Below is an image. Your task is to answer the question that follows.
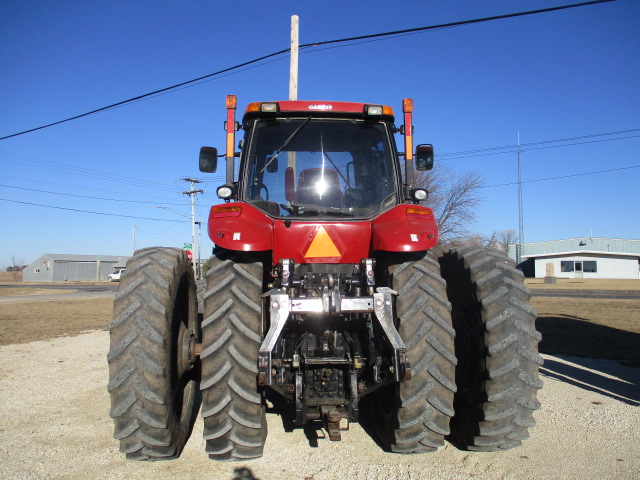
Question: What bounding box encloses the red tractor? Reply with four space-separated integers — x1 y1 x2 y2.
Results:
108 96 542 461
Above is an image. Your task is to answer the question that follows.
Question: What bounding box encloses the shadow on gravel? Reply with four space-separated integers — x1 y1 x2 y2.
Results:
536 314 640 405
536 314 640 364
265 389 385 449
265 390 325 448
540 358 639 406
356 397 387 451
232 467 261 480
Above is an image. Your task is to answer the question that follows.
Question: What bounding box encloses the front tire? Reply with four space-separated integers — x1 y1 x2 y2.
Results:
200 249 267 460
439 247 543 451
372 251 457 453
107 247 199 460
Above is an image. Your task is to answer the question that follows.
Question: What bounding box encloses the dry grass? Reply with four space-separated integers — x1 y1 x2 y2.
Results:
532 296 639 364
526 278 640 291
0 298 113 346
0 271 22 282
0 287 78 296
0 281 107 296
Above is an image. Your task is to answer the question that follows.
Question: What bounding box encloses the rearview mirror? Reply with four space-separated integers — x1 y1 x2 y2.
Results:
199 147 218 172
266 155 278 174
415 144 434 171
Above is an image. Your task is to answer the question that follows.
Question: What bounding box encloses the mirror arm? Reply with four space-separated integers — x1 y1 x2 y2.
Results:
226 156 234 184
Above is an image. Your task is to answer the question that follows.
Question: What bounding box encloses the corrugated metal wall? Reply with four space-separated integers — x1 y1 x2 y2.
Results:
23 255 54 282
52 261 118 281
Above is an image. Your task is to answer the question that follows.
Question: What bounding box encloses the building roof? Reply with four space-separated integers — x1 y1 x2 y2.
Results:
522 250 640 259
29 253 131 265
508 237 640 260
43 253 124 262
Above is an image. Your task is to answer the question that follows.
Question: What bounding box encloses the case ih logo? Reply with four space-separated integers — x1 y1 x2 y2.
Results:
308 104 333 110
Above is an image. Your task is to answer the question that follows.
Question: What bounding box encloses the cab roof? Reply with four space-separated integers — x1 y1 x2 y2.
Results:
242 100 395 121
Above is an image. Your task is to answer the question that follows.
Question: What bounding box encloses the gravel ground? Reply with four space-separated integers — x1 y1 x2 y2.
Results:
0 331 638 480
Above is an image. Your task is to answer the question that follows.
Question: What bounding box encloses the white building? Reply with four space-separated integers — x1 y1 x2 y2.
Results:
508 237 640 279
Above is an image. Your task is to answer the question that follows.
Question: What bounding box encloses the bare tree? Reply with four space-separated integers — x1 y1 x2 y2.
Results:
497 229 517 254
415 166 484 247
448 229 516 254
461 231 499 249
6 256 26 281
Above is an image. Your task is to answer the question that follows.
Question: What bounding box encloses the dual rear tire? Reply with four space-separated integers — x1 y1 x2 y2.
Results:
107 247 199 460
108 247 266 461
372 247 542 453
439 247 543 451
107 246 541 459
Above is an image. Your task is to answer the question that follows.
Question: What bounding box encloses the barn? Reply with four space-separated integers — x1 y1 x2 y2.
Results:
509 238 640 279
23 254 130 282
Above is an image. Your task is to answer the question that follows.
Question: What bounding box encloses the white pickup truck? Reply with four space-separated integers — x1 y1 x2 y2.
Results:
107 268 126 282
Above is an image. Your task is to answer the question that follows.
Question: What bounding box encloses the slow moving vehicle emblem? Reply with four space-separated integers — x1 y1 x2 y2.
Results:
304 226 341 258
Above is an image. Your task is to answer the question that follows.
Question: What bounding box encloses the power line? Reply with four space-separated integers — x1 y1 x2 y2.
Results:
0 173 191 201
0 0 616 141
306 0 615 48
481 164 640 189
0 183 189 205
0 50 289 141
438 129 640 160
0 150 178 191
136 223 186 236
0 197 189 222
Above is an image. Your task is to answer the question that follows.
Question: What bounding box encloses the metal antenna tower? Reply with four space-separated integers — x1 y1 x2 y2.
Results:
516 133 524 266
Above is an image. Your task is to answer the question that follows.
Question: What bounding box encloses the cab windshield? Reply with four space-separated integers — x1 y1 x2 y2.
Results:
242 118 398 218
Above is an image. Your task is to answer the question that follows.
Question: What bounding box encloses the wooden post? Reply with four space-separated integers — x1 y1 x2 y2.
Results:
288 15 299 178
544 262 557 284
289 15 299 101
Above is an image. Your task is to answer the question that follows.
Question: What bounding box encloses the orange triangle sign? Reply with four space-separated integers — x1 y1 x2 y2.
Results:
304 226 341 258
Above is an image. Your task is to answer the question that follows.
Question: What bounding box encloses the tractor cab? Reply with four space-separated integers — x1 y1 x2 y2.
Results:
199 97 434 221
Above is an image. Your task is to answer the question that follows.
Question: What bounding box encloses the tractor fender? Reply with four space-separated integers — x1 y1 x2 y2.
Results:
207 202 273 251
371 204 438 252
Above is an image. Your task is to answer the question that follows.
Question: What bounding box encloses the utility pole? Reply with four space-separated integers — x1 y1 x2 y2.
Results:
288 15 299 175
132 224 136 255
289 15 299 101
181 178 204 278
516 133 524 267
195 220 202 279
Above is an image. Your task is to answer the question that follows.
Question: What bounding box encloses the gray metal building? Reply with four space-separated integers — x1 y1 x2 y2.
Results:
23 254 130 282
508 237 640 279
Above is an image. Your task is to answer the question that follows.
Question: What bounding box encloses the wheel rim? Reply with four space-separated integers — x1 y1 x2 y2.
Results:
171 275 197 424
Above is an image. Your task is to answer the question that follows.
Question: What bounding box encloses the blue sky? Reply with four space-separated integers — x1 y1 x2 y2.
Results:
1 0 638 269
